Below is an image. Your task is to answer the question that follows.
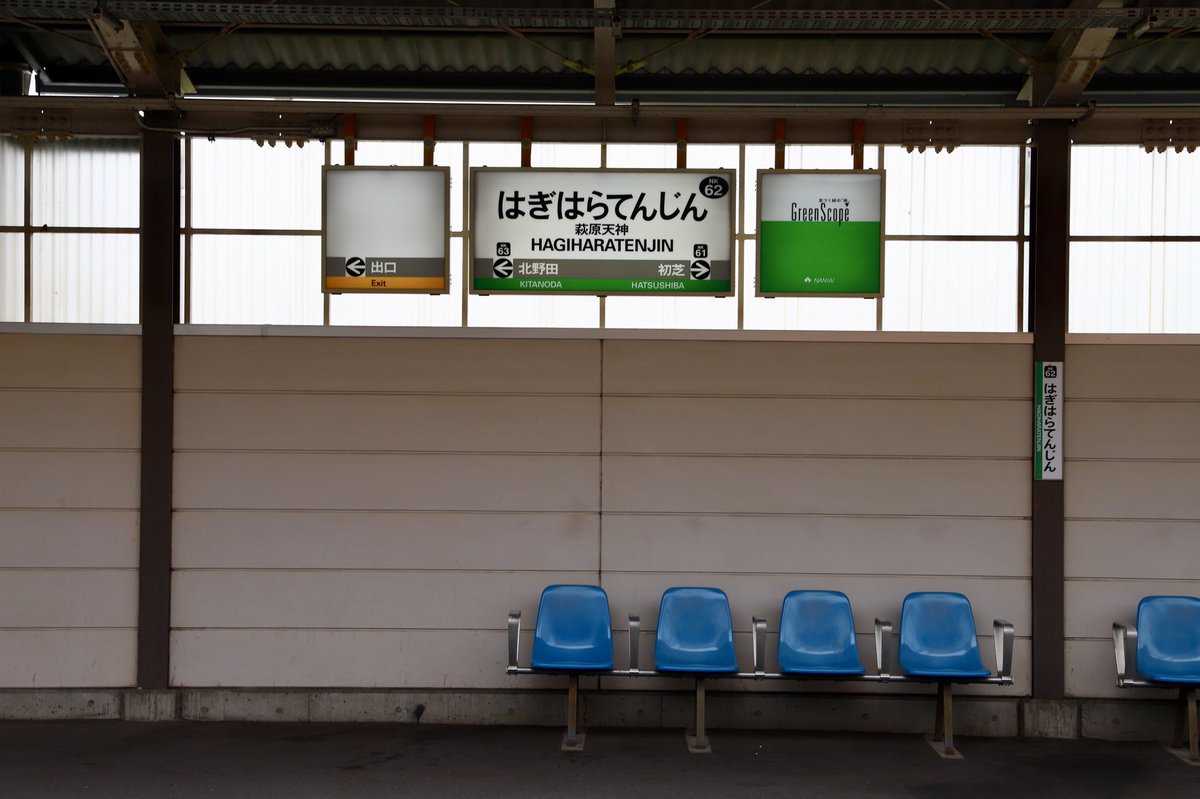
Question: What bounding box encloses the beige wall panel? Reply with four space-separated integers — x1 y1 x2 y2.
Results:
604 341 1029 398
0 630 136 688
0 511 138 568
1065 640 1167 700
0 391 140 450
603 456 1028 517
1068 401 1200 460
177 337 601 394
1068 344 1200 401
1066 461 1200 521
604 397 1028 458
172 570 597 630
0 452 139 509
176 394 599 454
602 514 1029 577
174 510 599 571
599 573 1030 638
0 570 137 628
0 335 139 390
1066 521 1200 580
171 629 544 689
175 452 599 512
1064 579 1200 640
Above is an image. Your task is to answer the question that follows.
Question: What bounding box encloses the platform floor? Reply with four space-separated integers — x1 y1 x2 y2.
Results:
1 722 1198 798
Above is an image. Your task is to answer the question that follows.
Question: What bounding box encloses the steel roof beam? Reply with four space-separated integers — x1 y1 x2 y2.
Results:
86 12 190 97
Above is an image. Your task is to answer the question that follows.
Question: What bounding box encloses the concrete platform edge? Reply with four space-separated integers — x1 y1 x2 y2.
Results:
0 690 1183 742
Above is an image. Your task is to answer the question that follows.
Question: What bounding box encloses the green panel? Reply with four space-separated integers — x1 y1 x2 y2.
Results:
473 278 731 294
759 220 881 294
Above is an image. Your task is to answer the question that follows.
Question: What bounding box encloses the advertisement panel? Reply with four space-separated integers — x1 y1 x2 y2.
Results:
471 168 734 295
757 170 884 297
323 166 450 294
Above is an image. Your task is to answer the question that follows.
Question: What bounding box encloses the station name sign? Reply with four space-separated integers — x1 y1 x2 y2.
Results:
323 166 450 294
757 170 884 297
471 168 734 295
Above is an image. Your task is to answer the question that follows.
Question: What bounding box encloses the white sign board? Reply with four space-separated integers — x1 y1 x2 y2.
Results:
323 166 450 293
1035 361 1063 480
471 168 734 295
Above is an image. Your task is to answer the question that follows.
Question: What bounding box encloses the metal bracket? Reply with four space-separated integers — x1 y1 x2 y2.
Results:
1142 119 1200 153
902 121 959 153
12 110 72 142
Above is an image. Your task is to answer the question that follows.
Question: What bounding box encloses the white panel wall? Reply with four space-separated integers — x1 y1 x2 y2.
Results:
171 335 1031 692
171 336 602 687
1065 341 1200 698
0 334 139 686
601 340 1032 695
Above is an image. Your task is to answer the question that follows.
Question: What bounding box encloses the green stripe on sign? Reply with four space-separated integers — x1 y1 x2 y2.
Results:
473 278 731 294
759 220 881 294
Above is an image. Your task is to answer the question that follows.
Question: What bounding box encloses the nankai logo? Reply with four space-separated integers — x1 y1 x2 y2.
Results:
790 197 851 225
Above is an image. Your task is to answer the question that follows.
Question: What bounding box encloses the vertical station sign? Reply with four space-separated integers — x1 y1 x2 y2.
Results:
1035 361 1064 480
323 166 450 293
757 170 884 296
471 168 734 295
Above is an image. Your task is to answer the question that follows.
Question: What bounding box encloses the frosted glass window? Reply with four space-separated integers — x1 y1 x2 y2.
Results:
1070 242 1200 334
785 144 857 170
605 144 674 169
351 141 423 166
532 143 601 168
31 139 139 228
743 145 775 235
0 135 22 227
191 139 322 230
436 142 465 232
742 240 877 331
884 146 1020 236
883 241 1017 332
687 145 738 171
1162 244 1200 333
0 233 22 321
469 142 520 168
191 235 322 325
1071 147 1200 236
30 233 139 323
329 244 463 327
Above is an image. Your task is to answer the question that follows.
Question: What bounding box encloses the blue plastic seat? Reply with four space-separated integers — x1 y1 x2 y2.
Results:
1137 595 1200 684
898 591 989 679
777 590 865 675
654 587 738 673
530 585 614 671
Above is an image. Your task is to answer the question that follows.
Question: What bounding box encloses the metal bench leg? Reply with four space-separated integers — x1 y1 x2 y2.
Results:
928 682 960 758
562 674 585 752
1182 687 1199 763
686 677 712 754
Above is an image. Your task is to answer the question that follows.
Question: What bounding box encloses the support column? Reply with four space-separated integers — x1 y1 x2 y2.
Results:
137 113 180 688
1029 119 1070 700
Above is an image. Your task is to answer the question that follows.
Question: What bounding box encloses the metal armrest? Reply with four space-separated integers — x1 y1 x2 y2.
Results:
1108 623 1128 686
752 617 767 677
507 611 522 673
874 618 893 680
993 619 1015 682
628 614 641 673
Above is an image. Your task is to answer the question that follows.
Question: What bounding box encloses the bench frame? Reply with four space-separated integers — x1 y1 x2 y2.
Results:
1113 622 1199 763
506 608 1014 756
